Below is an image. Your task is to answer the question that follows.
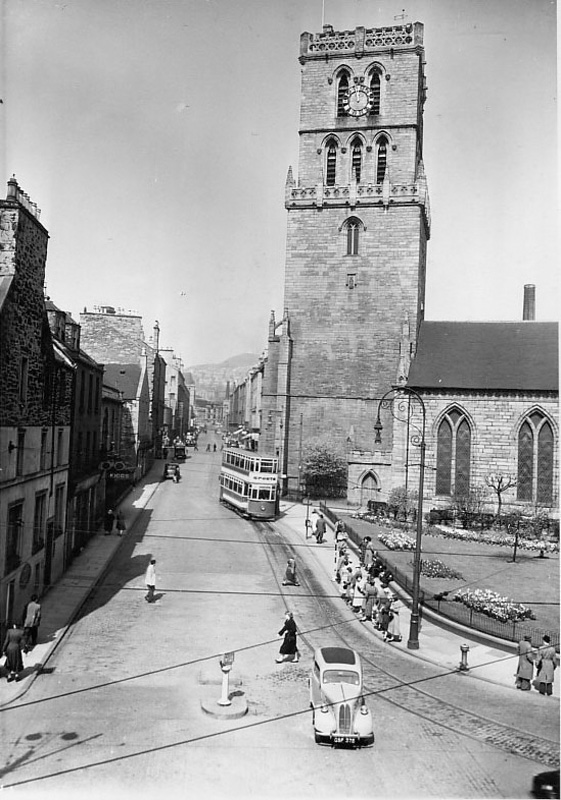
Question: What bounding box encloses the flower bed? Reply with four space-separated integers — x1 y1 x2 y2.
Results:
418 558 463 580
378 530 416 551
426 525 559 554
452 587 535 623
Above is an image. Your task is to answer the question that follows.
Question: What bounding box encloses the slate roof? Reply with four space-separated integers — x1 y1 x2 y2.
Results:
407 321 559 392
103 363 143 400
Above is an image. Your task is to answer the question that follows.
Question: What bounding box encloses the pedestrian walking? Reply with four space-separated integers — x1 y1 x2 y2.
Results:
334 546 349 583
282 558 300 586
534 635 560 696
104 508 115 535
115 511 126 536
515 634 535 691
310 510 319 541
22 594 41 650
315 513 326 544
363 539 375 570
213 443 217 452
276 611 299 663
144 559 157 603
2 622 25 682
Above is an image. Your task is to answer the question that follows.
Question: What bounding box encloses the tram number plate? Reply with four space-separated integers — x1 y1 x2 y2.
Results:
333 736 355 745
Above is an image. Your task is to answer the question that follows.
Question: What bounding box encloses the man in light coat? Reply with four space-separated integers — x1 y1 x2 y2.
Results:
145 559 157 603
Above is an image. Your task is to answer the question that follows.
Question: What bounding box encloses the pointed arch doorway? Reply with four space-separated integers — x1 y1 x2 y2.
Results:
360 471 380 508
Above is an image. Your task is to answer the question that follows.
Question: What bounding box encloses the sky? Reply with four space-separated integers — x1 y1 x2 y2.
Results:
1 0 558 366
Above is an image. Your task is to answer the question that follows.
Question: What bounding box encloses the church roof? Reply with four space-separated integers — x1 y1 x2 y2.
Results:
408 321 558 392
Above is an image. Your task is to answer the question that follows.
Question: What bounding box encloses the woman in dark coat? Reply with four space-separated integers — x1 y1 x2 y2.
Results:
276 611 299 663
3 622 25 682
282 558 299 586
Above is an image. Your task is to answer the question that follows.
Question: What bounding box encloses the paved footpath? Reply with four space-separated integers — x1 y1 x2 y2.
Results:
276 501 560 698
1 473 559 708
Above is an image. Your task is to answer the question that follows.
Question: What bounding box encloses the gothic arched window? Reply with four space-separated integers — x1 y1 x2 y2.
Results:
351 138 362 183
376 136 388 183
326 141 337 186
517 411 554 504
370 72 381 115
337 72 350 117
345 217 361 255
435 408 471 497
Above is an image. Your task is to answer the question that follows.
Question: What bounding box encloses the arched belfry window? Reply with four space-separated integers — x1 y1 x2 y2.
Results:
436 408 471 497
376 136 388 183
370 72 381 115
517 411 554 505
337 72 350 117
351 138 363 183
326 141 337 186
345 217 361 255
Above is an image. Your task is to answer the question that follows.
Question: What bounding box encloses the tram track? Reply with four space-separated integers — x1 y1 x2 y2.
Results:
255 519 560 769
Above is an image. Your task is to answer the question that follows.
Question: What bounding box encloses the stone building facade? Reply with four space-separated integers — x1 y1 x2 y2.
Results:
0 178 72 628
261 22 430 493
46 301 106 555
79 307 166 467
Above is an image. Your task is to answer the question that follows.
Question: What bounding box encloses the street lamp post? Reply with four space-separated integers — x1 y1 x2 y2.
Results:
374 387 426 650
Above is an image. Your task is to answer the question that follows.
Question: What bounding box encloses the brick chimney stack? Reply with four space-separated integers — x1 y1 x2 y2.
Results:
522 284 536 320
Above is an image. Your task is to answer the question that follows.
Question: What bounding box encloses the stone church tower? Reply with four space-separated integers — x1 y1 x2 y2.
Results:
262 21 430 495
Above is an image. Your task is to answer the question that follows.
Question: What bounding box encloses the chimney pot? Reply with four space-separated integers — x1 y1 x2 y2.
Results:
523 284 536 321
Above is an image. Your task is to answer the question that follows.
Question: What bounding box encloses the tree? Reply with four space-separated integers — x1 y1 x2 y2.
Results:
387 486 418 521
302 437 347 499
485 473 517 523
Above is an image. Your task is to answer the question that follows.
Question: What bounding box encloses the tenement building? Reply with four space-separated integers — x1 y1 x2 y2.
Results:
262 22 558 518
0 178 73 628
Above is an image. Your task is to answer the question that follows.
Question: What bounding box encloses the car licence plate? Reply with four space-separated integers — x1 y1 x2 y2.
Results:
333 736 356 745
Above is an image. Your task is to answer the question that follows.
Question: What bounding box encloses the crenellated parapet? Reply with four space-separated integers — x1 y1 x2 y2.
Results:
285 178 430 231
300 22 424 62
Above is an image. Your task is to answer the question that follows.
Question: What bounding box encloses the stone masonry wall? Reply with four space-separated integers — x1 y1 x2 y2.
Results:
79 311 145 364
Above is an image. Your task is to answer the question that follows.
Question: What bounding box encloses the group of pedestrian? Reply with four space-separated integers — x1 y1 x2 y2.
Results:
104 509 126 536
516 634 559 696
2 594 42 682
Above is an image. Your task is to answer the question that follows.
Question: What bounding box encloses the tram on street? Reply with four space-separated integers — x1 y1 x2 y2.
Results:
219 448 279 520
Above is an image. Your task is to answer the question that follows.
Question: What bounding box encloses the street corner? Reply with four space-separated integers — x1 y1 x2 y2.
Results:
200 687 248 720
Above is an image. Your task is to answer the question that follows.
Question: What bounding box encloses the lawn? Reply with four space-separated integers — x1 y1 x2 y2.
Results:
340 514 559 635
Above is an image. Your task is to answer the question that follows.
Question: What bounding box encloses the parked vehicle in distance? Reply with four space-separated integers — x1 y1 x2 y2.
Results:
162 463 181 482
173 444 187 461
309 646 374 748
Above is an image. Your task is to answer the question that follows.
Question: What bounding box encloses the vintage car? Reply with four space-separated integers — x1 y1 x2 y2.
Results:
162 463 181 481
173 444 187 461
309 646 374 747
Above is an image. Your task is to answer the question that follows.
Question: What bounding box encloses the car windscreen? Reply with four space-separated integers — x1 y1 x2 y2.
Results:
323 670 360 686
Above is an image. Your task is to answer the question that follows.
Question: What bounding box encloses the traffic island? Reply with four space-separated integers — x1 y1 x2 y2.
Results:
200 690 248 719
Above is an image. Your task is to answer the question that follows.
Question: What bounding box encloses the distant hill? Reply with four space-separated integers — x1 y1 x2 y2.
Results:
188 353 260 402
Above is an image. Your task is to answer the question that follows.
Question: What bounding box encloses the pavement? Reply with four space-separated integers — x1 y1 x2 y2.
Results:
1 464 559 708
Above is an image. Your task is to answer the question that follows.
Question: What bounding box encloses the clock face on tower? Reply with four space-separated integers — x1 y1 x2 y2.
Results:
344 85 372 117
